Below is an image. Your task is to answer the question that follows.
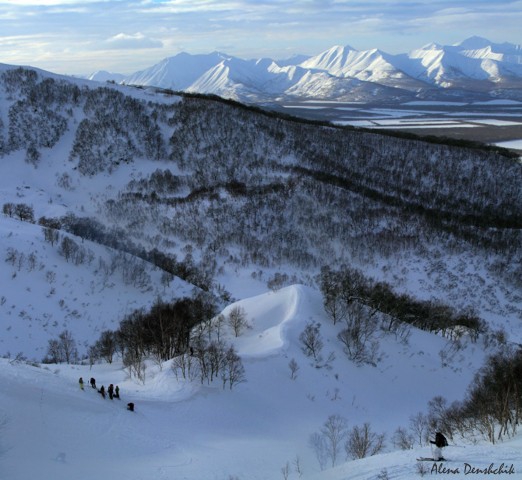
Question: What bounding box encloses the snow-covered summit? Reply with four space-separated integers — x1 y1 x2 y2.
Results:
88 70 126 83
123 51 231 91
113 37 522 101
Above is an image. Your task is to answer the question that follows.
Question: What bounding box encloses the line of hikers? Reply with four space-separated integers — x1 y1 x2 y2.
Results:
79 377 120 399
79 377 134 411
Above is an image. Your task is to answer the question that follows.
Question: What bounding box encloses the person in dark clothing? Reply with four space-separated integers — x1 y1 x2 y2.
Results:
90 377 96 389
108 384 114 400
98 385 106 399
430 432 448 460
79 377 84 390
127 402 134 412
114 385 120 399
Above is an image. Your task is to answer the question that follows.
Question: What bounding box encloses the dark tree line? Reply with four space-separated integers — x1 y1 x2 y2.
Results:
44 213 216 292
119 296 216 363
318 265 486 338
89 294 245 389
87 294 216 383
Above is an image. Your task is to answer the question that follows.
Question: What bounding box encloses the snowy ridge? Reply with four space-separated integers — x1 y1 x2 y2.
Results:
106 37 522 101
123 51 231 91
226 286 301 357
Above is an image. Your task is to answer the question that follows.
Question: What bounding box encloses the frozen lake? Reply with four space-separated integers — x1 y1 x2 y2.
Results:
266 100 522 151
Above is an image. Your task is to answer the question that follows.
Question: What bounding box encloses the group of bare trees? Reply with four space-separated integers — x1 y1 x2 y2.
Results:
430 349 522 444
389 348 522 449
457 348 522 443
85 294 246 388
169 304 247 389
310 414 385 470
171 339 245 390
2 202 35 223
319 265 486 353
43 329 78 364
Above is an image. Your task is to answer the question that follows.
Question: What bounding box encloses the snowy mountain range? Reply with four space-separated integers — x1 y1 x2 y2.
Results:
90 36 522 102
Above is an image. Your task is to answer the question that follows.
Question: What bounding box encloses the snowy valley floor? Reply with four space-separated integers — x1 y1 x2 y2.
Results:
1 285 521 480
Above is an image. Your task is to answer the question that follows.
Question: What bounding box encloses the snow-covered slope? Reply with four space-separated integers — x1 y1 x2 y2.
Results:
3 285 518 480
123 51 231 91
299 45 426 90
403 42 522 87
0 215 191 359
0 63 520 479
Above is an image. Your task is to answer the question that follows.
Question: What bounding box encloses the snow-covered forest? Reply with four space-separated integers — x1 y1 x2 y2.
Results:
0 65 521 479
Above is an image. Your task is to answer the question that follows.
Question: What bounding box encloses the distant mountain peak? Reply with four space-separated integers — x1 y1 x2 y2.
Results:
419 42 444 51
456 36 494 50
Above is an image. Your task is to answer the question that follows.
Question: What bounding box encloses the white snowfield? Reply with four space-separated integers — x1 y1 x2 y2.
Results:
1 285 520 480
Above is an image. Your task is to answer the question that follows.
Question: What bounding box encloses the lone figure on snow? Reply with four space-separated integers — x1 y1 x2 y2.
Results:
79 377 84 390
430 432 448 461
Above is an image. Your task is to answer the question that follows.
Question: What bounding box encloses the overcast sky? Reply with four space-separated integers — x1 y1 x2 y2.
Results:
0 0 520 76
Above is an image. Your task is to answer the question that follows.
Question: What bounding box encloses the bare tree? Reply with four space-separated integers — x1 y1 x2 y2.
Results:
299 322 323 363
2 202 15 217
318 266 347 325
94 330 117 364
288 358 299 380
310 414 349 469
213 314 226 341
293 455 303 478
337 302 379 366
345 422 385 459
322 414 349 467
409 412 429 447
392 426 414 450
221 345 246 390
44 329 78 364
309 432 328 470
59 236 76 262
5 247 17 265
59 330 78 364
44 339 63 363
281 461 290 480
123 349 146 384
14 203 34 222
171 353 199 381
227 306 249 337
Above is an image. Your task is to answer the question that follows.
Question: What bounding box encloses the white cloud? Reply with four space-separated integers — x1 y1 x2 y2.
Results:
104 32 163 50
0 0 105 4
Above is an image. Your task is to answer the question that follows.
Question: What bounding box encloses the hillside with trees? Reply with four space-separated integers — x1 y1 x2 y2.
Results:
0 66 521 478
